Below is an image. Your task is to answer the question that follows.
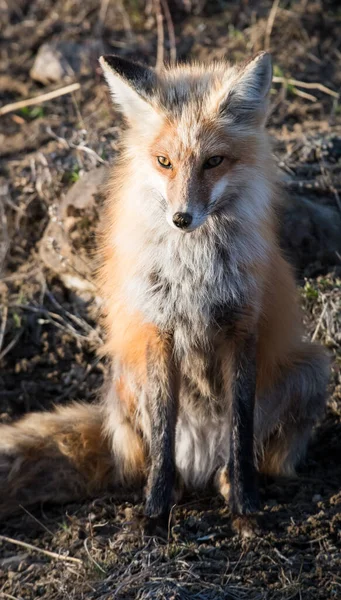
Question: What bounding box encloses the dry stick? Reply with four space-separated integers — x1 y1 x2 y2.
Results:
273 547 293 565
311 301 328 342
0 304 8 355
19 504 55 536
0 328 23 362
1 593 23 600
291 87 317 102
265 0 281 50
0 200 9 275
0 535 83 565
12 304 93 342
273 76 339 98
0 83 80 117
160 0 176 65
83 538 106 574
154 0 164 72
167 503 176 544
288 78 339 97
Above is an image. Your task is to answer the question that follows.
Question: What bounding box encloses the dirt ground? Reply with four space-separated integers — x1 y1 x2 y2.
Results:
0 1 341 598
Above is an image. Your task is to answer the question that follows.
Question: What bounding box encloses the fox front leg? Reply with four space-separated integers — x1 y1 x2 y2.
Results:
144 335 178 537
223 335 260 536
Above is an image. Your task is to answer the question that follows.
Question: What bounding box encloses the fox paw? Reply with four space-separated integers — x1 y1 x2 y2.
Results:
232 515 261 539
137 510 175 541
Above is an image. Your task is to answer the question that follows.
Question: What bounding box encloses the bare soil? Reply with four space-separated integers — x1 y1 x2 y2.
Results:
0 2 340 599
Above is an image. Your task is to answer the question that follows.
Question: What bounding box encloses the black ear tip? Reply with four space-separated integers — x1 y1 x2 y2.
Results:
254 51 272 67
98 54 153 84
252 52 273 83
99 54 120 69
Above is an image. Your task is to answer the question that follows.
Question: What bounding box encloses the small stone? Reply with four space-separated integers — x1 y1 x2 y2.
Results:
30 40 103 85
30 43 74 85
313 494 322 502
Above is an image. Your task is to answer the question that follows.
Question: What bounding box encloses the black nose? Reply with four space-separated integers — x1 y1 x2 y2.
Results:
172 212 193 229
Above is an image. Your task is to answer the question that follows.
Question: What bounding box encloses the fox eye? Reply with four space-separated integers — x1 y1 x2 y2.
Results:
157 156 172 169
203 156 224 169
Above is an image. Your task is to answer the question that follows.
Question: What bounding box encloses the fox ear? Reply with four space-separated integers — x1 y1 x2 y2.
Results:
99 55 158 125
222 52 273 125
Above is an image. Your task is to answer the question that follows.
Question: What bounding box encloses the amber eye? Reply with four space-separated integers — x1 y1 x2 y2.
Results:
203 156 224 169
157 156 172 169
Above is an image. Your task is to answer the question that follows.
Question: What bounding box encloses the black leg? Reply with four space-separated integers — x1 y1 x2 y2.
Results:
229 336 260 527
144 338 178 535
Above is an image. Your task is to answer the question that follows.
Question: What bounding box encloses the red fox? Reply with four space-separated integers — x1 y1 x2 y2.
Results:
0 52 329 536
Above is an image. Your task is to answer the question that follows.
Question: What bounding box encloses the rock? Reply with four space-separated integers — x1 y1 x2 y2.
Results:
30 40 103 85
39 166 109 294
30 43 73 85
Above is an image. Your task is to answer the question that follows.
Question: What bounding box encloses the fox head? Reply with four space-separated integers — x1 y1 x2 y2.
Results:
100 53 273 234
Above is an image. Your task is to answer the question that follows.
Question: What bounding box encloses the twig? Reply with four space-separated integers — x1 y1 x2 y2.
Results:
0 328 23 362
273 547 293 565
154 0 164 72
19 505 55 536
0 593 23 600
289 79 339 97
0 304 8 355
83 538 106 574
291 87 317 102
0 83 81 117
0 195 9 275
273 76 338 98
46 290 99 337
12 304 100 343
0 535 83 565
111 556 161 599
167 503 176 543
160 0 176 65
311 301 328 342
46 126 108 165
70 142 107 165
265 0 281 50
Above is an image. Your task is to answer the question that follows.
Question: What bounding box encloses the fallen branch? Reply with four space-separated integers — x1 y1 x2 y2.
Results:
273 76 338 98
291 87 317 102
0 535 83 565
0 83 80 117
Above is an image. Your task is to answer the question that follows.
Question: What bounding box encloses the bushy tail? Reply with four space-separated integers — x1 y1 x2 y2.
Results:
0 402 145 519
